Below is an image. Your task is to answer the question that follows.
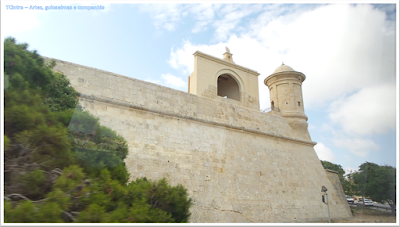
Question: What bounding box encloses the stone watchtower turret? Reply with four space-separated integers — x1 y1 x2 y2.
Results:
264 63 311 141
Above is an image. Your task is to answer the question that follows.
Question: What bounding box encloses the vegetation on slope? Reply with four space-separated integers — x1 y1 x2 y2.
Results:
320 160 396 215
3 37 192 223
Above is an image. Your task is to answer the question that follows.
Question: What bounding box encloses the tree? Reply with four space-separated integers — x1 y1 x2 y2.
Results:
343 169 360 197
320 160 352 195
4 37 192 223
320 160 345 176
352 162 396 215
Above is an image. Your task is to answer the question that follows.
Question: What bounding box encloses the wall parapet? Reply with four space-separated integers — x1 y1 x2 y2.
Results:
45 56 315 143
325 169 339 174
80 93 317 147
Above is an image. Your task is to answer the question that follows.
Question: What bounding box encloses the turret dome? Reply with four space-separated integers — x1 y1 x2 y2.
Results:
273 63 294 73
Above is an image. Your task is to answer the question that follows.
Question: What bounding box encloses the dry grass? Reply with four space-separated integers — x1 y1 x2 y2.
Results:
331 206 396 223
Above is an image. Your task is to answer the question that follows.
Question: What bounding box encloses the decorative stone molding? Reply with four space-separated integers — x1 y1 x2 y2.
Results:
194 51 260 76
264 71 306 87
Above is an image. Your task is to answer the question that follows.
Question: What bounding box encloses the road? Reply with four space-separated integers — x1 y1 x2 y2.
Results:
350 203 394 213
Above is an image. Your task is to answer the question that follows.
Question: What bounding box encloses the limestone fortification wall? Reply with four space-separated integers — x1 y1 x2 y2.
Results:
46 57 352 223
325 169 352 215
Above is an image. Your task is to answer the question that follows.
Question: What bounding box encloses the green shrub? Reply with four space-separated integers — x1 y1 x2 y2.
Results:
35 202 64 223
4 37 192 223
4 200 36 223
42 72 81 112
77 203 107 223
46 188 71 210
53 165 86 192
20 168 46 196
4 135 10 150
4 200 64 223
124 198 174 223
128 178 192 222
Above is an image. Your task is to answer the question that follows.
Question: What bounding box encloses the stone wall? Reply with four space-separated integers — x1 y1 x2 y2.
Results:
189 51 260 110
325 169 352 219
46 57 352 222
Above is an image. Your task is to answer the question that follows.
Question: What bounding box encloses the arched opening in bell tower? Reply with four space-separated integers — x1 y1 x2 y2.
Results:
217 74 240 101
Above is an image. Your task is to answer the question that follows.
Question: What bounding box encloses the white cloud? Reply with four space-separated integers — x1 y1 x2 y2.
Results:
139 4 188 31
1 4 41 39
167 4 396 111
145 73 187 90
169 40 199 74
333 138 380 157
251 4 395 108
192 21 209 33
344 167 358 176
329 84 396 135
211 4 264 41
140 3 267 39
314 143 336 162
189 4 216 33
161 73 187 89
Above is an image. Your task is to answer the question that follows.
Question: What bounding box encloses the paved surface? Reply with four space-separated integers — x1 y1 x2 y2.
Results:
350 203 394 213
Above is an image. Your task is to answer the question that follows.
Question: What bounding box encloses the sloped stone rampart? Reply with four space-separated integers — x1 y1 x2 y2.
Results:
45 57 352 222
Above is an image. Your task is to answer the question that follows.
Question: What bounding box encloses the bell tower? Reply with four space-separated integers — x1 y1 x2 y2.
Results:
264 63 311 140
188 48 260 110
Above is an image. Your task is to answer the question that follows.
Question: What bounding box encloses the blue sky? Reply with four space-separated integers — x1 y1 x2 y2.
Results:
1 1 398 176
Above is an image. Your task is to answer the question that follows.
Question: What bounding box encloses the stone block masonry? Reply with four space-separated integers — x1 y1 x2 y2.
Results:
45 57 352 223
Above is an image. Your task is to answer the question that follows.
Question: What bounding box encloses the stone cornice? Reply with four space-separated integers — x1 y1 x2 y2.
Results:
325 169 339 174
282 112 308 121
264 71 306 87
194 51 260 76
79 93 317 147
